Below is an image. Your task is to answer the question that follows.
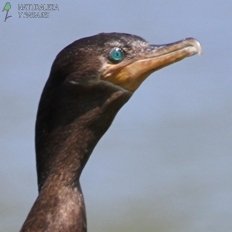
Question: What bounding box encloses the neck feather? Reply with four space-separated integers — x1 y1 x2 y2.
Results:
21 80 131 232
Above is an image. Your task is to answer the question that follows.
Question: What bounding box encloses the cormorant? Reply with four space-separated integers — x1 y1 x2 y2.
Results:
20 32 201 232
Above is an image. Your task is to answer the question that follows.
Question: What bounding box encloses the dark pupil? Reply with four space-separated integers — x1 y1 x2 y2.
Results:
109 48 124 63
114 51 120 58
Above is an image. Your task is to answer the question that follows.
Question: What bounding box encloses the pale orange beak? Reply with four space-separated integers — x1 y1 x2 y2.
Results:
101 38 202 92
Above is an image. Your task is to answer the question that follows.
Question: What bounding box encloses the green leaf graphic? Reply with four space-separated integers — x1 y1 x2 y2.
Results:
3 2 11 12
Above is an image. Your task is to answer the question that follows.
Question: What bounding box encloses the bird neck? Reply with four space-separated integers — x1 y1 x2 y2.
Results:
20 83 131 232
24 119 101 232
35 83 131 190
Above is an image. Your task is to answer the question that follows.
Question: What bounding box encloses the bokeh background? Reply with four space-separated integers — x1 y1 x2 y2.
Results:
1 1 232 231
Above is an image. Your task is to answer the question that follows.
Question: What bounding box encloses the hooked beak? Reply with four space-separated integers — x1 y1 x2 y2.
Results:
102 37 202 92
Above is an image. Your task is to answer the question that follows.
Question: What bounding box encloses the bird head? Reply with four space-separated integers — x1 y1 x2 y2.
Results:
35 32 201 189
50 32 201 94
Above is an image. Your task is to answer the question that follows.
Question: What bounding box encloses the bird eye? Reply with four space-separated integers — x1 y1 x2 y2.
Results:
109 47 125 63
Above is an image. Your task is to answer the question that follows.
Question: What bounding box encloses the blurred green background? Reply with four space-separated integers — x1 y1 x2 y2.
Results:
1 1 232 231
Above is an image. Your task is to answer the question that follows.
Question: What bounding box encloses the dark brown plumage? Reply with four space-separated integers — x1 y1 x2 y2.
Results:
20 33 201 232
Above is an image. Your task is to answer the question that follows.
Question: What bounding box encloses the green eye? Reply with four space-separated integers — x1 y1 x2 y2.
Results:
109 47 124 63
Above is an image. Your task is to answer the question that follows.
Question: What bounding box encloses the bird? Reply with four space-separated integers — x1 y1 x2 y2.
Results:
20 32 201 232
